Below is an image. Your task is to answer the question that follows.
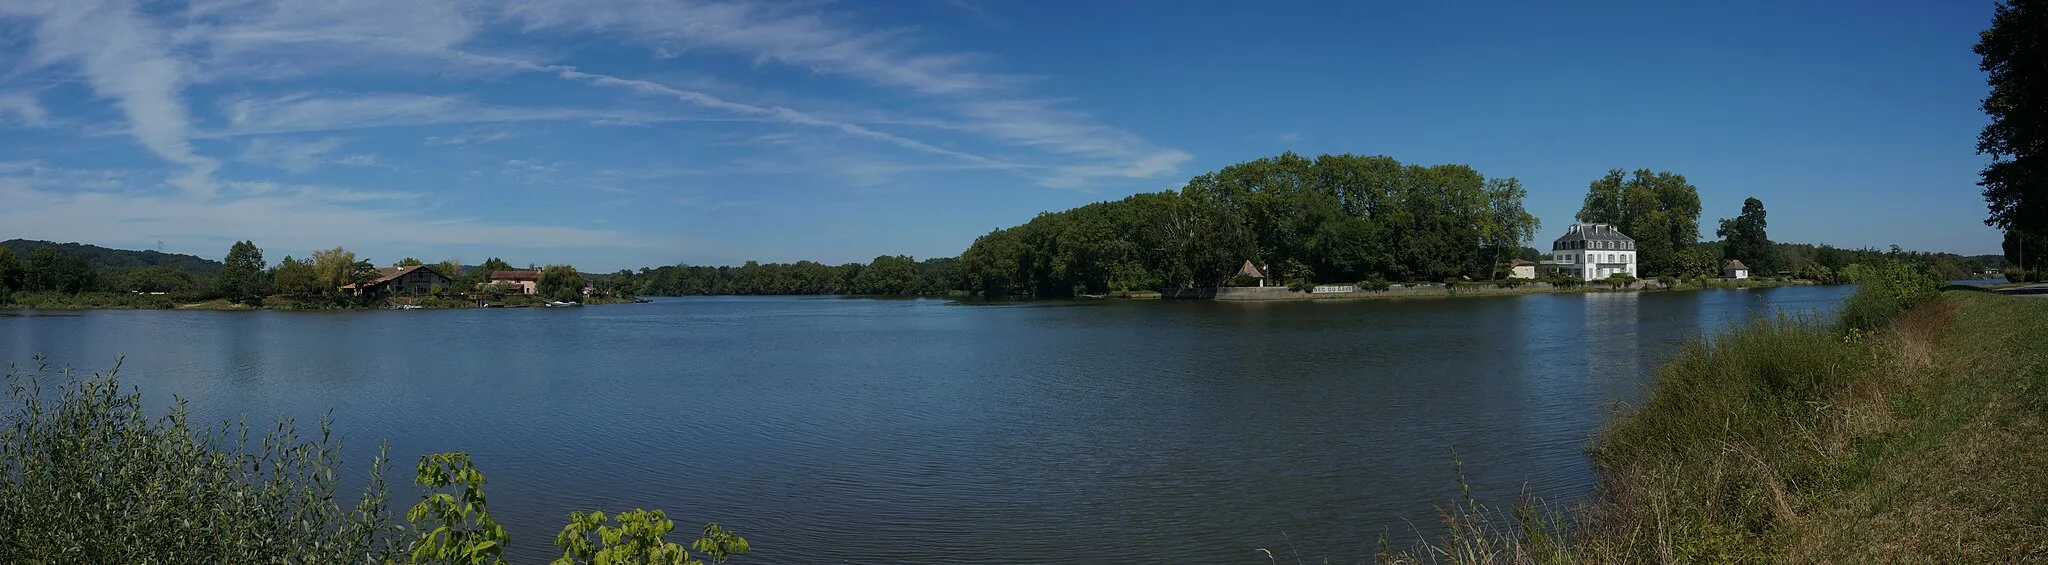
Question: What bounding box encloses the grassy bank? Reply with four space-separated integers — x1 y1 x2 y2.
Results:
1386 262 2048 562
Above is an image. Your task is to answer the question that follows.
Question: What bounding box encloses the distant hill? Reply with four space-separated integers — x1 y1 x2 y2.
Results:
0 239 222 276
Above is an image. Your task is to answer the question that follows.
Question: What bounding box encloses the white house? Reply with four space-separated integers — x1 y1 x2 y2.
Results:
1541 223 1637 281
1722 260 1750 280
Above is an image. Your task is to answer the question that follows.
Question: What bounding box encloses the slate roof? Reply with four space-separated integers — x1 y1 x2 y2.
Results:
1552 223 1634 244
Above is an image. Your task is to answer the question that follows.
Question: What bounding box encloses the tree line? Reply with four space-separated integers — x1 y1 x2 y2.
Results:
956 153 1541 297
0 241 596 307
595 256 963 297
1 150 2019 306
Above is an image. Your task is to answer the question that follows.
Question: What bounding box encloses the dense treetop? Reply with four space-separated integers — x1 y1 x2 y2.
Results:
1974 0 2047 244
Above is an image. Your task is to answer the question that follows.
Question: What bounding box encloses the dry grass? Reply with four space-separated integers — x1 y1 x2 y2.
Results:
1377 288 2048 564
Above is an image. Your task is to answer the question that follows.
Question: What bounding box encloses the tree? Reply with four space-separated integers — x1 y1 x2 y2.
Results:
850 255 920 295
1717 197 1778 273
1674 248 1720 279
218 241 267 304
2005 229 2048 269
1481 177 1541 279
1577 169 1701 276
22 247 95 294
1975 0 2048 238
395 257 423 267
271 256 323 296
112 267 197 293
0 247 20 293
311 248 361 294
538 264 585 302
430 259 464 284
0 247 15 304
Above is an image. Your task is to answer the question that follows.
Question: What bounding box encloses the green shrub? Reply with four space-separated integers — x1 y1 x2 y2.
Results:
0 359 400 563
1357 276 1391 291
1837 260 1943 333
0 360 748 564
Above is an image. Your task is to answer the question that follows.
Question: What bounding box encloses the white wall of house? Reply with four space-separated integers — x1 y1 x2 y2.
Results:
1725 268 1749 280
1548 248 1637 280
1548 224 1638 281
1511 265 1536 279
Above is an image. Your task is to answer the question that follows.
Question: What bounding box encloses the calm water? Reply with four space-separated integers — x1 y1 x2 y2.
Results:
0 287 1853 564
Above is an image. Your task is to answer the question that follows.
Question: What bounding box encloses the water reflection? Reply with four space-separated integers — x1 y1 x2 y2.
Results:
0 288 1857 564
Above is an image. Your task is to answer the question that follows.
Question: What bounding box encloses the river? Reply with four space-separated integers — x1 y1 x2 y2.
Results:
0 286 1853 564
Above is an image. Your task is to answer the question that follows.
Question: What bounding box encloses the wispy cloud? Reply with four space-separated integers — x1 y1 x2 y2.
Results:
236 136 379 173
424 129 520 146
501 0 1031 95
3 0 219 195
0 167 655 256
211 92 720 137
0 92 48 127
490 0 1182 187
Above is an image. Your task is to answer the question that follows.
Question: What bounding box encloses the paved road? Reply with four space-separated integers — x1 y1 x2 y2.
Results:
1996 283 2048 296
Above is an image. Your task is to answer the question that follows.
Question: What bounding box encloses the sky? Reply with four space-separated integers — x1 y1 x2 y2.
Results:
0 0 2009 270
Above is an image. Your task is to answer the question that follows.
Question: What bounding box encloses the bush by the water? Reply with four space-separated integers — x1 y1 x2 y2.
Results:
0 360 748 564
1836 259 1943 333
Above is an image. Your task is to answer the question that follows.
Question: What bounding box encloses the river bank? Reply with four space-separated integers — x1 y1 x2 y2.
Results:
1158 277 1811 301
0 291 641 311
1386 269 2048 562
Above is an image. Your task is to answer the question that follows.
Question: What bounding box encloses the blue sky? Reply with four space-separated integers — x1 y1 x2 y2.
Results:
0 0 2006 270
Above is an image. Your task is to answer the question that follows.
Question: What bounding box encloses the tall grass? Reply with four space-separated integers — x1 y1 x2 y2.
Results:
1375 259 1972 563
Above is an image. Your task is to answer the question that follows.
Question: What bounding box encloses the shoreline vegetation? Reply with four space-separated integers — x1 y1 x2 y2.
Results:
6 260 2037 562
0 153 2012 311
1372 261 2048 563
0 357 751 564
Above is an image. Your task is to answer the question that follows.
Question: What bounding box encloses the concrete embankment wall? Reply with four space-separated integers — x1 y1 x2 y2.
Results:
1161 281 1670 301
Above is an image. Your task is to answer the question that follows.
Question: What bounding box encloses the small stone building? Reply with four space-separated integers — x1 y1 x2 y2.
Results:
1722 260 1750 280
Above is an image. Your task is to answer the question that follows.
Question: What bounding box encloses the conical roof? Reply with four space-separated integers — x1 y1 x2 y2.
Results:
1237 260 1265 278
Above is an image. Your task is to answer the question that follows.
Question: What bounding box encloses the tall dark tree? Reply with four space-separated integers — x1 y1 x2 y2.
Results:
0 247 20 293
218 241 268 304
0 247 17 304
1717 197 1778 273
1577 169 1702 275
21 247 95 294
1975 0 2048 237
2004 229 2048 269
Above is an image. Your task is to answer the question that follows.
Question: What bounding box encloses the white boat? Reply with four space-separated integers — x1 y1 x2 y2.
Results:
545 300 581 307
